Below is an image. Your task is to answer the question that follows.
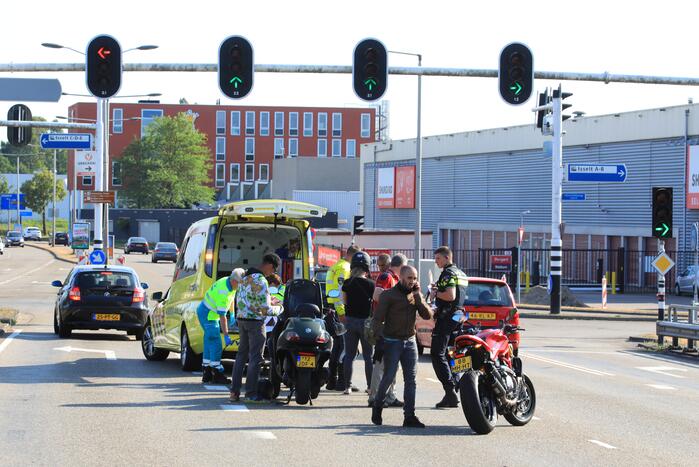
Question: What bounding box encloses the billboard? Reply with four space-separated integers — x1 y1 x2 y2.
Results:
687 145 699 209
395 165 416 209
377 167 395 209
71 223 90 250
317 246 341 267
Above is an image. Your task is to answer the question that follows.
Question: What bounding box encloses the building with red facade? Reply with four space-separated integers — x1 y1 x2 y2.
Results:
67 102 376 204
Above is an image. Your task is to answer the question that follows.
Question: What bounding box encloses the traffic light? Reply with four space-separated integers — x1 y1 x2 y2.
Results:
353 38 387 101
535 89 549 131
553 85 574 121
353 215 365 236
498 42 533 105
86 35 122 98
219 36 254 99
7 104 32 147
652 187 673 239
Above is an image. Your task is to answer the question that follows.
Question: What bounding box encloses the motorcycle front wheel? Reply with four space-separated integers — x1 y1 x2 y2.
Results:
459 370 497 435
295 368 312 405
504 373 536 426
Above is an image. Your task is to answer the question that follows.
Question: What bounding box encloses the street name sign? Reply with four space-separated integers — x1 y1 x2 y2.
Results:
567 164 627 182
562 193 586 201
40 133 92 150
0 78 62 102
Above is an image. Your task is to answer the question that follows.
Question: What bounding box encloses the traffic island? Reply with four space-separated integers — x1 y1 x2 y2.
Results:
25 242 77 264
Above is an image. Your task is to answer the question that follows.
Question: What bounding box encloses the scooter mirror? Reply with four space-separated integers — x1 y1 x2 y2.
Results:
327 289 340 299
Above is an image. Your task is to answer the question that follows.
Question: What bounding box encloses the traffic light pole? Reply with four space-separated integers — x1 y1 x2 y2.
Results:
550 88 564 315
415 54 423 269
657 239 666 344
101 97 110 263
94 98 104 250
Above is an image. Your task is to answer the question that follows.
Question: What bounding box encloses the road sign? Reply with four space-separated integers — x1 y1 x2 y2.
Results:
562 193 586 201
75 150 96 176
651 252 675 275
40 133 92 150
0 78 62 102
19 211 32 217
566 164 627 182
83 191 115 205
89 249 106 265
0 194 25 210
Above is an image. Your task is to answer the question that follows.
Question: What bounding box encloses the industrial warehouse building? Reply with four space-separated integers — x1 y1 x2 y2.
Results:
359 103 699 292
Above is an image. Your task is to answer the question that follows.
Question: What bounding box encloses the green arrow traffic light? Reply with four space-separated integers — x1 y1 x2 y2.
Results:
364 78 377 91
509 81 523 95
229 76 243 89
654 223 670 237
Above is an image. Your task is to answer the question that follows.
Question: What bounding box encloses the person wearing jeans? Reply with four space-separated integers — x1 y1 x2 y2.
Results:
371 265 433 428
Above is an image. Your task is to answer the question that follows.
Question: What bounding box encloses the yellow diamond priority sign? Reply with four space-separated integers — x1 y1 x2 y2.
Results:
651 252 675 275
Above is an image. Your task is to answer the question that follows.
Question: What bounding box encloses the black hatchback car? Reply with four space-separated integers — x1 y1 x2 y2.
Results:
52 265 149 339
54 232 70 246
151 242 179 263
124 237 149 254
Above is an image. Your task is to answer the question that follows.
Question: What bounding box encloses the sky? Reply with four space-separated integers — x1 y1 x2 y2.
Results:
1 0 699 141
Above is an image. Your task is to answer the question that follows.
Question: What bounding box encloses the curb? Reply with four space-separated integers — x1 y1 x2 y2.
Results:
519 312 656 322
520 303 656 315
25 243 77 264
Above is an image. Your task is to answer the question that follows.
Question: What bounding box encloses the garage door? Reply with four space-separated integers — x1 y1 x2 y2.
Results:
138 220 160 244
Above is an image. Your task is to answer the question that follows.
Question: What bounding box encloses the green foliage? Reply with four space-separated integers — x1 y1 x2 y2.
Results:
119 113 214 208
0 175 9 194
20 169 67 233
1 117 68 174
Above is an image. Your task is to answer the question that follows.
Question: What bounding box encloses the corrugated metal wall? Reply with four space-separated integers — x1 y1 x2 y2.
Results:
292 190 360 225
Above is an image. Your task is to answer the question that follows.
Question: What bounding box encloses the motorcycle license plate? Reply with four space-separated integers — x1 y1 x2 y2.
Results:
469 312 496 320
93 313 120 321
296 355 316 368
450 356 472 373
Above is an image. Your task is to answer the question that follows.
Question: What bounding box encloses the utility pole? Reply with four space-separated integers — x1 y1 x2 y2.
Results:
52 148 57 247
16 155 20 230
550 86 564 315
93 98 103 250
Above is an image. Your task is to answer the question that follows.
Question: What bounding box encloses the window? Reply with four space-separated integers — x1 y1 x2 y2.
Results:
230 111 241 136
332 139 342 157
216 137 226 161
260 111 270 136
246 111 255 135
303 112 313 137
141 109 163 137
346 139 356 158
274 138 284 158
178 231 206 279
259 164 269 181
274 112 284 136
230 163 240 182
361 113 371 138
215 163 225 187
317 139 327 158
82 175 93 186
112 161 122 186
332 113 342 137
112 108 123 134
245 137 255 161
288 138 298 158
216 110 226 135
245 163 254 181
318 113 327 137
289 112 299 136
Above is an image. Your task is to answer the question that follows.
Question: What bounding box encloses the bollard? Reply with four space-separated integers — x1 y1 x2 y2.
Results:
689 308 696 350
602 276 608 309
525 271 530 291
611 271 617 295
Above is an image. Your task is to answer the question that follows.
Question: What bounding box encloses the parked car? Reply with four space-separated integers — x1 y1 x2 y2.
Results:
51 265 149 339
141 199 327 370
151 242 179 263
674 265 699 295
23 227 42 241
415 276 520 355
0 237 4 255
5 231 24 247
125 237 150 254
53 232 70 246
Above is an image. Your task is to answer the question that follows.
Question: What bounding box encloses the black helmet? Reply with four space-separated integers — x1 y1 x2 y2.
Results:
350 251 371 272
295 303 320 319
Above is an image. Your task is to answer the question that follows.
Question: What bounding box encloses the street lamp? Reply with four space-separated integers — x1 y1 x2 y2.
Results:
41 42 84 55
517 210 531 304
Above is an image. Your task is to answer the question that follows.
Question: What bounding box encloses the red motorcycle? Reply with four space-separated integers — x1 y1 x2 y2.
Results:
448 316 536 435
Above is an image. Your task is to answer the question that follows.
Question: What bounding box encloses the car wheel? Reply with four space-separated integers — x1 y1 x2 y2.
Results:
180 326 201 371
675 284 681 296
57 311 71 338
142 320 169 361
53 309 59 335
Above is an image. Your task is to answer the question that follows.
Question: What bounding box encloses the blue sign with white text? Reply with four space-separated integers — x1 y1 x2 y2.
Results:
89 249 106 265
0 193 26 210
562 193 586 201
40 133 92 150
567 164 627 182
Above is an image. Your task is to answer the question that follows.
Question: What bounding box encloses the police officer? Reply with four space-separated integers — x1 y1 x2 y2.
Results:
325 244 360 390
429 246 468 408
197 268 245 384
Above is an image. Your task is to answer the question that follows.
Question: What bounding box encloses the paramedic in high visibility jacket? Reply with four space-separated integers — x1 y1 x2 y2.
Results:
266 274 285 304
324 244 360 390
196 268 245 385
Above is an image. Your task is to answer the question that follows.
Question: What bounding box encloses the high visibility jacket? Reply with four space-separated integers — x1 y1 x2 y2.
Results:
272 284 285 304
202 277 236 321
326 258 350 315
435 264 469 318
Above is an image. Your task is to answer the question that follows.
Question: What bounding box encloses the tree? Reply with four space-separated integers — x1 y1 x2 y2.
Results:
21 169 67 233
120 113 214 208
0 175 9 194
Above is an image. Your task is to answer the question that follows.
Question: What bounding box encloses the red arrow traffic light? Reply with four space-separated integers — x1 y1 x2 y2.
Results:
97 47 111 59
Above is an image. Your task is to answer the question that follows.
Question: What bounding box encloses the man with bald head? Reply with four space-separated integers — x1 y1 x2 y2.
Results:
370 265 433 428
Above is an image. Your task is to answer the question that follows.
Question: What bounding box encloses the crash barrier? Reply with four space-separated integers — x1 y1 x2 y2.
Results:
658 305 699 350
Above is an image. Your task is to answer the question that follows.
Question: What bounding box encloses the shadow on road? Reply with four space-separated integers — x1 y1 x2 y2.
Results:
191 423 474 436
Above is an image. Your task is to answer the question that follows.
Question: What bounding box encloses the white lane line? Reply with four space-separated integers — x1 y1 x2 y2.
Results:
646 384 677 391
618 350 699 369
0 330 22 355
220 404 249 412
247 431 276 440
636 366 687 379
53 346 116 360
204 385 229 391
425 378 440 384
589 440 617 450
527 350 618 355
0 259 55 286
526 354 614 376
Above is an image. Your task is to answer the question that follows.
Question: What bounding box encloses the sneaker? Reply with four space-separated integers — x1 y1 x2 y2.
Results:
403 415 426 428
229 392 240 403
388 399 404 408
435 389 459 408
371 406 383 426
211 370 231 385
350 385 360 393
343 388 351 395
201 367 213 384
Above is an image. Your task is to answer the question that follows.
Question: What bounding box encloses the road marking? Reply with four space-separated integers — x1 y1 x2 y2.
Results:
589 440 617 450
0 259 55 286
646 384 677 390
426 378 440 384
0 330 22 355
526 354 614 376
247 431 276 440
204 385 229 391
220 404 249 412
636 366 687 379
54 346 116 360
619 350 699 369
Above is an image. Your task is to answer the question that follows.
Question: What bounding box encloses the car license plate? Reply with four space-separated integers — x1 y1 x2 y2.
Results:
296 355 316 368
470 312 496 320
450 356 472 373
93 313 120 321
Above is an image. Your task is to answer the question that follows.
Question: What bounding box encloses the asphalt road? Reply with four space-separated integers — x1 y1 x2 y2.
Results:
1 245 698 466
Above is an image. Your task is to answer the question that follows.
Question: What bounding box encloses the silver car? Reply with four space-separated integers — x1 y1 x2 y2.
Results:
674 265 699 295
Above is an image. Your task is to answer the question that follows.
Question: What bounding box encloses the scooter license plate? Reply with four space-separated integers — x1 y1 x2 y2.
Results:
450 356 472 373
296 355 316 368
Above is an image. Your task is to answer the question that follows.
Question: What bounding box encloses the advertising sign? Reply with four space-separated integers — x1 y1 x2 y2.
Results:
71 223 90 250
377 167 395 209
490 254 512 272
75 150 97 177
317 246 341 267
687 145 699 209
395 165 416 209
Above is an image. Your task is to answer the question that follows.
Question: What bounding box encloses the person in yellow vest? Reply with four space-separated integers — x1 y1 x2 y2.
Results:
196 268 245 384
266 274 286 305
325 244 360 390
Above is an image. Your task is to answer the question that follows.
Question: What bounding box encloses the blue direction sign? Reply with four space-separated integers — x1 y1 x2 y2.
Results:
562 193 586 201
89 249 106 265
19 211 32 217
40 133 92 150
0 194 26 210
567 164 627 182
